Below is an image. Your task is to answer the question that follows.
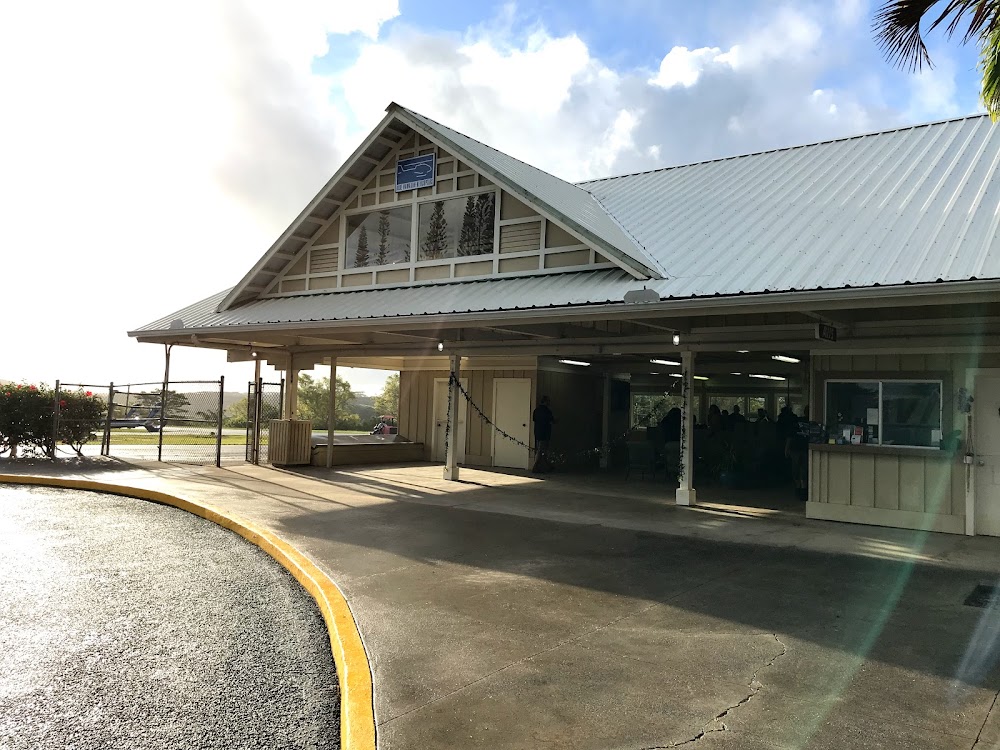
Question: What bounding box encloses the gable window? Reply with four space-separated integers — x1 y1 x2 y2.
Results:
345 206 411 269
418 192 496 261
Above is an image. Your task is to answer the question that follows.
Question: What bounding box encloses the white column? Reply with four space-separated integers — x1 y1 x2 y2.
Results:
443 353 461 480
326 356 337 469
676 350 697 506
600 374 611 469
283 353 300 418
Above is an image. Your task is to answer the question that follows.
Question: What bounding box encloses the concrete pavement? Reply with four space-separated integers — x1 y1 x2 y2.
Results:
3 459 1000 749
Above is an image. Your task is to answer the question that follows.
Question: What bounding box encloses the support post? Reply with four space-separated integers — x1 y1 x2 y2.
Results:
215 376 225 468
284 354 299 418
251 357 261 465
102 382 114 456
600 374 611 469
676 350 697 506
157 344 172 463
327 356 337 469
50 380 60 459
443 353 461 481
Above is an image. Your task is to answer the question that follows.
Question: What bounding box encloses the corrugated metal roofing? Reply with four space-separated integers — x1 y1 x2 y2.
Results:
394 105 667 278
135 115 1000 335
132 270 640 333
581 114 1000 295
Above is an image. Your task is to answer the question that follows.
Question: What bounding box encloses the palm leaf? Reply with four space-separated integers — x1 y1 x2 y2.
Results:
874 0 1000 70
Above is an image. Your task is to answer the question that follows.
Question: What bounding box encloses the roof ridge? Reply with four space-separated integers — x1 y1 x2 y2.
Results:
578 112 990 186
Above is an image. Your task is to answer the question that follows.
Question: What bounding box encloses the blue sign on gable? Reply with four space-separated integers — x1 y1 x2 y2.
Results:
395 153 436 192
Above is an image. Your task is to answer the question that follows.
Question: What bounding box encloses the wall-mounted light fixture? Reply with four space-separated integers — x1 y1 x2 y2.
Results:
437 341 444 352
672 334 681 345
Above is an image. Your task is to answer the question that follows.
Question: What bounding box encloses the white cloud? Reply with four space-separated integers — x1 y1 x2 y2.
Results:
0 1 397 386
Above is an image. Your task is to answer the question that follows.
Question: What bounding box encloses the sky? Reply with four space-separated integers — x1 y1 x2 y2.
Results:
0 0 986 395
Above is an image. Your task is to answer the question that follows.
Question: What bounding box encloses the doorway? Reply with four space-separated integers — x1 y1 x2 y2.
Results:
432 378 468 463
975 371 1000 536
493 378 531 469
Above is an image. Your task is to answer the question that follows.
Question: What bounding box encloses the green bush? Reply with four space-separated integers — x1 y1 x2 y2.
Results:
0 384 105 458
58 389 107 456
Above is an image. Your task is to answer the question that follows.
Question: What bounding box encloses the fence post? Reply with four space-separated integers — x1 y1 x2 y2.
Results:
50 380 61 459
157 344 172 462
254 377 264 465
215 376 224 468
102 383 114 456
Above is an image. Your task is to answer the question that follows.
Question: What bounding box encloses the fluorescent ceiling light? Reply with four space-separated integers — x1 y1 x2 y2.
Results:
669 373 682 378
749 374 786 381
730 372 742 376
650 359 680 366
558 359 590 367
771 355 801 364
736 350 749 353
694 375 709 381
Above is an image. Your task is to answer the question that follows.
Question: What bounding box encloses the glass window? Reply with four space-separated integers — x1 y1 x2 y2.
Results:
631 393 685 428
826 381 880 444
882 382 941 447
345 207 411 269
418 192 496 261
825 380 942 447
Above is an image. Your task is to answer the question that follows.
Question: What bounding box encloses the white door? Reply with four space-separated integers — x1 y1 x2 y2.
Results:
493 378 531 470
976 374 1000 536
432 378 467 463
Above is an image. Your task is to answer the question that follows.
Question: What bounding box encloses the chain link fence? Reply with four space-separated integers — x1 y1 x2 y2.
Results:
244 379 284 465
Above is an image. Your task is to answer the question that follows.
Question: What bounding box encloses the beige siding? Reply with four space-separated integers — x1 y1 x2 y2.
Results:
399 368 537 465
500 191 539 220
807 448 965 533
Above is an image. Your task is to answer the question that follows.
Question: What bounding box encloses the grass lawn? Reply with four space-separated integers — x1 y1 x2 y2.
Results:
103 433 251 446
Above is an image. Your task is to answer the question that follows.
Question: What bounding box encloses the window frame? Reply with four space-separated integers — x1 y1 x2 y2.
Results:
824 378 944 449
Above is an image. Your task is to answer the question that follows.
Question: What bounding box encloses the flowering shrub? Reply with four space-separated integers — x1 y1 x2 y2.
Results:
0 384 105 458
58 390 106 455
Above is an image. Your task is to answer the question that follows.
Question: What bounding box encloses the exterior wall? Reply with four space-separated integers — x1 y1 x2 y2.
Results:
806 351 1000 533
399 366 537 466
271 130 613 296
808 445 965 533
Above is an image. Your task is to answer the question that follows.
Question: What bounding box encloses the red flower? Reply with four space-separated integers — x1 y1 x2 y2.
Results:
59 400 67 408
28 385 37 391
85 391 93 397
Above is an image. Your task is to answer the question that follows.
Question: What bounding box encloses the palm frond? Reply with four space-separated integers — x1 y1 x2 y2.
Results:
874 0 1000 70
980 22 1000 118
874 0 945 71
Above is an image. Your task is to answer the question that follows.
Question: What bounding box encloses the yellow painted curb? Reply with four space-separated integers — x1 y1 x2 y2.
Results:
0 473 377 750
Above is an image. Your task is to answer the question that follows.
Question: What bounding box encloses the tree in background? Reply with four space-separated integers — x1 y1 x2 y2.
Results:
132 390 189 418
223 397 280 429
874 0 1000 116
422 201 448 259
458 197 477 256
474 193 496 254
296 374 358 429
375 212 391 265
354 224 370 267
374 373 400 417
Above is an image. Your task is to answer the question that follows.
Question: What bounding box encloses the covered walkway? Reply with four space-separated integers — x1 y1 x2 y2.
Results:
5 460 1000 748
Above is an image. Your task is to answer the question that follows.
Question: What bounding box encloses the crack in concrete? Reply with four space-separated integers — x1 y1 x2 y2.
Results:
643 634 789 750
972 689 1000 749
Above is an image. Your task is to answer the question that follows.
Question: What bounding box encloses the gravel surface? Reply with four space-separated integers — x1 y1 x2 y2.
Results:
0 485 339 750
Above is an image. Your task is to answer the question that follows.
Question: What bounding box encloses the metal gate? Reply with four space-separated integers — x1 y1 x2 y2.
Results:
246 379 283 465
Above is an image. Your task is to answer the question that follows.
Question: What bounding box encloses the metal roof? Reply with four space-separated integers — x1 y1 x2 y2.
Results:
581 114 1000 295
392 105 667 279
135 114 1000 336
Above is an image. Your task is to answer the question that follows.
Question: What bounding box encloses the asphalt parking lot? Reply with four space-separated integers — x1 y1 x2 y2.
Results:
0 484 339 750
